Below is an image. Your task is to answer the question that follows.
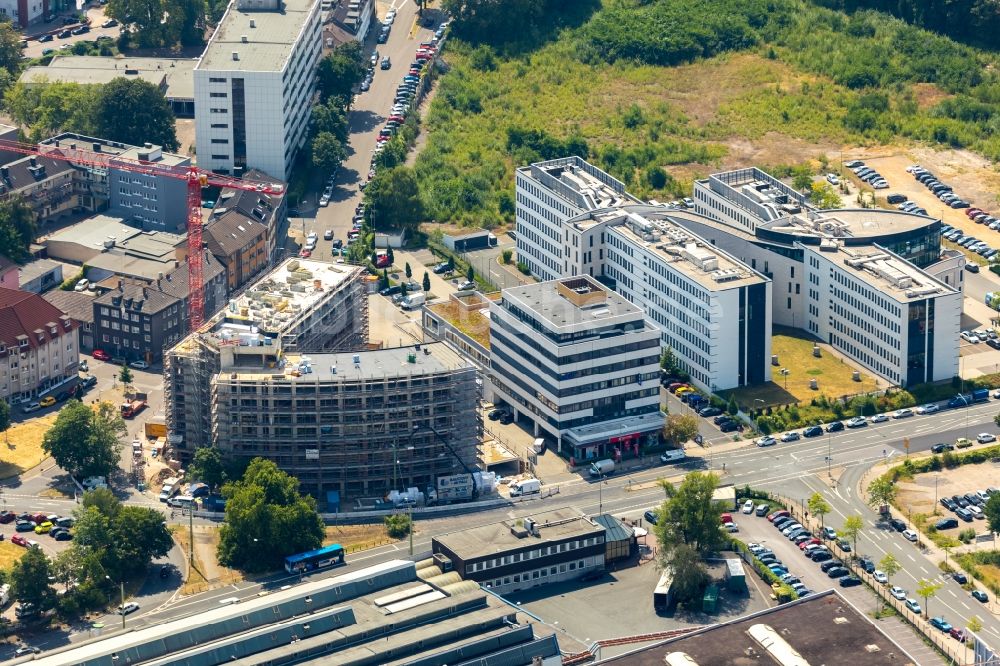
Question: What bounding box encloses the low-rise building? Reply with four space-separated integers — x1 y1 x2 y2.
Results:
42 289 96 351
17 258 62 294
0 287 79 403
0 154 76 222
489 275 663 460
329 0 375 42
432 507 607 595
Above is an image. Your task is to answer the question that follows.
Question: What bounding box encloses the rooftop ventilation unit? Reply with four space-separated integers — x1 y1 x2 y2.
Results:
711 269 742 283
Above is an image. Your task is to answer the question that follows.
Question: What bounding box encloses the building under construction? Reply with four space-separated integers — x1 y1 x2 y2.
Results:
165 258 480 502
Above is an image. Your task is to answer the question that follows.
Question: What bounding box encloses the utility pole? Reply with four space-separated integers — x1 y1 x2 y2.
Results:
189 504 194 566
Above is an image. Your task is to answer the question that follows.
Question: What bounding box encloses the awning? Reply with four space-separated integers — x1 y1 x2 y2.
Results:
563 411 665 447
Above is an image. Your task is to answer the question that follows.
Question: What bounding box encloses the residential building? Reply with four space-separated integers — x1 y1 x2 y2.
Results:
165 259 479 502
92 250 226 364
194 0 322 179
0 154 76 221
0 0 47 28
329 0 375 42
42 289 95 352
17 258 62 294
0 287 79 403
20 57 196 117
602 590 917 665
28 560 562 666
39 133 191 232
515 156 641 282
432 507 606 595
489 275 663 460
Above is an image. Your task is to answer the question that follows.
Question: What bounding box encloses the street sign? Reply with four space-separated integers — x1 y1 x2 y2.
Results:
903 437 910 450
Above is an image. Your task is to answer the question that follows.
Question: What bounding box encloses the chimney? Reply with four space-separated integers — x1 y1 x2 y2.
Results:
118 279 124 291
142 287 148 298
144 143 152 149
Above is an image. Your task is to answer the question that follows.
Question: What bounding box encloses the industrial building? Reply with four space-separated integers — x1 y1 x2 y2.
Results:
489 275 663 459
432 507 608 595
194 0 322 179
166 258 479 502
24 559 562 666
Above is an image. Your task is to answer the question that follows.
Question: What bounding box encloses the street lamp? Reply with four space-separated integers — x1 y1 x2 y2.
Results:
105 576 125 630
779 368 790 389
598 472 605 515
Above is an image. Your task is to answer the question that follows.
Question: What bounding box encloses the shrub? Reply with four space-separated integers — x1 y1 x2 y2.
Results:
384 513 412 539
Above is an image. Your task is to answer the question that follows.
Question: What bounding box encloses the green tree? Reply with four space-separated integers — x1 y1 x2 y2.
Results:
190 447 226 489
387 246 395 265
11 547 55 611
311 132 347 175
384 513 411 538
400 282 409 297
466 265 475 283
81 487 121 519
809 181 841 209
654 472 725 602
840 514 864 555
501 248 513 264
73 494 172 582
218 458 325 573
726 394 739 416
163 0 206 46
404 262 412 279
666 543 709 602
0 397 9 446
447 255 455 271
422 271 431 292
791 165 813 191
94 78 178 150
0 22 23 97
42 401 124 478
118 365 133 394
662 413 699 445
107 0 166 47
0 196 37 263
985 493 1000 547
4 80 100 142
866 476 896 512
316 41 366 103
660 346 678 372
365 167 424 230
311 101 349 143
993 411 1000 428
645 165 668 189
916 578 942 617
808 492 832 528
879 553 901 585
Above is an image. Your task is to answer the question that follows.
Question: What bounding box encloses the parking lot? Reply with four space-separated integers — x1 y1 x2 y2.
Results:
22 5 122 59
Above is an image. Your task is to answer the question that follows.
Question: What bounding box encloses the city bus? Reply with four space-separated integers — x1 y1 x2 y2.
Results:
284 544 346 575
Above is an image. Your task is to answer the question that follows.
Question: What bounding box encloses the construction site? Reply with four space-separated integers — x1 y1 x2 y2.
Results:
164 258 481 505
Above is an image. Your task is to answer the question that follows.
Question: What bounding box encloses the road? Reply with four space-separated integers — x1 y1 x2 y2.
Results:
290 0 442 262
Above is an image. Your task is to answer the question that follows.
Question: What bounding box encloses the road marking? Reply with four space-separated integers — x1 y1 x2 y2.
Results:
907 553 916 562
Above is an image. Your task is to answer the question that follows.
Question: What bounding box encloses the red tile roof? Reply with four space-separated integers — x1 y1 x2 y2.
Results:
0 287 78 353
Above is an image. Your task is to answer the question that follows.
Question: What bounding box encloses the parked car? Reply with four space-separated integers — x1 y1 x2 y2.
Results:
902 529 918 542
931 442 955 454
929 617 952 633
803 425 823 437
824 421 844 432
972 589 989 603
888 518 906 531
905 598 922 614
873 570 889 584
889 585 907 600
780 431 800 442
845 416 867 428
93 349 110 361
118 602 140 615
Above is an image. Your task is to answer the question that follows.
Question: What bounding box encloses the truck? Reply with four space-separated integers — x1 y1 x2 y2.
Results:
121 399 147 419
948 388 990 408
158 476 181 502
589 459 615 477
531 438 546 454
81 476 107 490
432 473 476 503
659 448 686 464
509 478 540 496
401 292 425 310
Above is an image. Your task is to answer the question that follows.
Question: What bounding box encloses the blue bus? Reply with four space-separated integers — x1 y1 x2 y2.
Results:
284 544 346 575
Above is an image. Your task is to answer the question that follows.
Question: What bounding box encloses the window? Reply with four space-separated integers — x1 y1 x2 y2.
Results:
210 108 228 114
211 154 229 160
211 123 228 129
211 139 229 144
209 92 228 98
209 77 227 83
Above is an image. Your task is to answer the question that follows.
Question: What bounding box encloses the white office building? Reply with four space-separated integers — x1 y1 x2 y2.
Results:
489 275 664 461
515 157 641 282
802 242 960 387
563 206 773 391
194 0 322 180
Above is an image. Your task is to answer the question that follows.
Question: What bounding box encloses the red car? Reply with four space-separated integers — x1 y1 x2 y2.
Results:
93 349 110 361
298 249 311 258
950 627 966 642
798 538 821 550
966 208 983 218
388 115 404 123
11 534 27 547
768 510 790 522
30 513 47 524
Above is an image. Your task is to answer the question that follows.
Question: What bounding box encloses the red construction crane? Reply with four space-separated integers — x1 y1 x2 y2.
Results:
0 138 284 331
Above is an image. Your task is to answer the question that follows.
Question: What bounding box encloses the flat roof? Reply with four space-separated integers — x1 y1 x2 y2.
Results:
519 156 642 211
803 241 957 303
602 590 918 665
41 132 189 167
222 341 473 380
434 506 604 561
588 206 767 290
41 56 196 98
500 275 644 330
208 258 359 339
46 214 184 255
770 207 935 239
198 0 316 73
18 258 61 283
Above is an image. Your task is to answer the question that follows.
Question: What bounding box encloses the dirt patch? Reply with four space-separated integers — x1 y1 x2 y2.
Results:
894 458 1000 536
325 523 399 554
173 525 243 595
175 119 196 159
910 83 953 110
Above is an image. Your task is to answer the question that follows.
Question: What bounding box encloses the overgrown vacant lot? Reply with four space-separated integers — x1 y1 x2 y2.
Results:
415 0 1000 228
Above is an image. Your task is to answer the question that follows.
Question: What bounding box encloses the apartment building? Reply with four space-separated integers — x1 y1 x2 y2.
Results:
0 287 79 404
194 0 322 179
0 155 76 221
515 156 641 282
803 242 960 386
330 0 375 42
0 0 47 28
489 275 663 461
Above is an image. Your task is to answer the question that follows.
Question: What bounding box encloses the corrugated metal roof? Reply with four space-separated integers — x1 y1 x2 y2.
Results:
594 513 634 543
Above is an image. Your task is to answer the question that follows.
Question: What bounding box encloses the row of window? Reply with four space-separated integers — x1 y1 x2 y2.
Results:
469 537 602 571
482 559 590 588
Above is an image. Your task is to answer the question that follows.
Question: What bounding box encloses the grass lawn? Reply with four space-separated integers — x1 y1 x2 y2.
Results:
0 412 59 479
721 329 877 407
0 541 26 570
325 523 399 554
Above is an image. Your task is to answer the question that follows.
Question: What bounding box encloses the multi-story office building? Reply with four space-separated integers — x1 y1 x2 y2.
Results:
432 507 606 596
165 258 479 502
194 0 322 179
515 156 641 282
489 275 663 461
563 206 772 390
39 133 190 232
803 242 960 386
0 287 79 404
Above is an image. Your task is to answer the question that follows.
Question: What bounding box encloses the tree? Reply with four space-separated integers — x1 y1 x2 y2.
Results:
809 182 841 209
968 615 984 661
466 265 475 283
993 411 1000 428
501 248 513 264
655 472 725 602
662 413 699 445
163 0 206 46
94 78 178 151
384 513 411 538
447 255 455 271
660 346 678 372
666 543 709 603
726 394 739 416
840 514 864 556
985 493 1000 547
82 487 121 519
0 196 37 263
866 476 896 512
387 246 395 265
879 553 901 585
0 398 9 446
791 165 813 191
73 489 171 580
118 365 133 394
311 101 349 143
916 578 942 617
365 167 425 230
189 447 226 489
404 262 412 279
218 458 325 573
400 282 409 297
422 271 431 292
42 401 124 478
11 547 55 611
808 492 832 529
107 0 167 47
311 132 347 175
316 41 366 102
